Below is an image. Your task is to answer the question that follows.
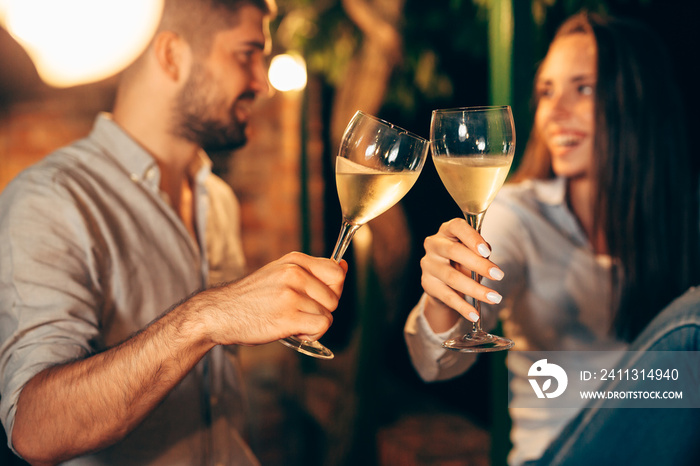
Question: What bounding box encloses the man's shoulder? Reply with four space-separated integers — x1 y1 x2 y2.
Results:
0 137 113 213
205 172 234 193
204 173 239 205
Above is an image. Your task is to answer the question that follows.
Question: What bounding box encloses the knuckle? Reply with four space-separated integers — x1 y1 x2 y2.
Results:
448 218 463 231
445 268 463 287
420 272 435 289
445 241 462 258
444 294 461 311
287 251 304 260
277 286 298 303
333 264 347 281
313 315 333 335
419 255 430 270
325 295 340 311
280 263 305 282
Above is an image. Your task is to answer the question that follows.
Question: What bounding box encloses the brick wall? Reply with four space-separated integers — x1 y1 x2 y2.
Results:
226 87 326 270
0 85 115 192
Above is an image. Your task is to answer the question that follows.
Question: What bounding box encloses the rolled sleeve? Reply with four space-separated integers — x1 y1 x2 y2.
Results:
0 174 102 448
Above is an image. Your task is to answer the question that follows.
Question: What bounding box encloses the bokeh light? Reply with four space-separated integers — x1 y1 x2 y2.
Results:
1 0 163 88
268 53 307 92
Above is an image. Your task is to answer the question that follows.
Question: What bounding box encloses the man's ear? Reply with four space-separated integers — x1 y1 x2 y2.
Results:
152 31 190 82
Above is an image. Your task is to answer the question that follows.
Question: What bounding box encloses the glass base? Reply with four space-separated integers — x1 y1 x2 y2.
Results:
279 336 334 359
443 331 514 353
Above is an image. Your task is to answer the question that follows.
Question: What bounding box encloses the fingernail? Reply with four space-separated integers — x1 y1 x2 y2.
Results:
468 311 480 322
477 243 491 258
487 292 502 304
489 267 504 281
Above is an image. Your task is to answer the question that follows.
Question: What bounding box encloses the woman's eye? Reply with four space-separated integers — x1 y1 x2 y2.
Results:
536 87 552 98
579 84 594 95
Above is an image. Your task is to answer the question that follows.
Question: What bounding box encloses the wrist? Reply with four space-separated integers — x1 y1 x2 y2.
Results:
169 293 218 352
423 295 461 333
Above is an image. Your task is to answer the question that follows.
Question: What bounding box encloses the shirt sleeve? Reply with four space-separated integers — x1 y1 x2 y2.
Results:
0 171 103 449
404 294 478 381
480 192 529 322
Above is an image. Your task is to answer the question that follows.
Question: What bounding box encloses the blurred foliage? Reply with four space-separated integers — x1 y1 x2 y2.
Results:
272 0 361 87
271 0 654 118
386 0 489 115
272 0 490 117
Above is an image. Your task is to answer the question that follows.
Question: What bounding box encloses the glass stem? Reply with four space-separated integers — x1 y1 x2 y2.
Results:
465 212 486 335
331 221 362 263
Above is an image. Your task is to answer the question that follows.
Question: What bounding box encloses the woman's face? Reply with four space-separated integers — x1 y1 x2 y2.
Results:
535 33 597 181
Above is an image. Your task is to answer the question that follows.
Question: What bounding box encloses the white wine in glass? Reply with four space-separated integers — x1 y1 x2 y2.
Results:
336 157 421 224
280 110 429 359
430 106 515 352
432 156 511 215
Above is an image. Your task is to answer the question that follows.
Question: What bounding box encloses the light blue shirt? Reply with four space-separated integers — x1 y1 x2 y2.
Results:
0 114 256 465
405 178 627 465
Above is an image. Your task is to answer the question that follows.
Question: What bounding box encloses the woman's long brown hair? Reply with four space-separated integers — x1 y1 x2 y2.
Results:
513 12 699 341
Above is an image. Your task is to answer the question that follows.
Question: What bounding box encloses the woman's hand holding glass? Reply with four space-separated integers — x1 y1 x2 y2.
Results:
420 218 505 333
429 106 515 352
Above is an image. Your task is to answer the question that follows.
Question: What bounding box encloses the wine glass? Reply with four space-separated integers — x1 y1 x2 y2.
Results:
280 110 430 359
430 106 515 352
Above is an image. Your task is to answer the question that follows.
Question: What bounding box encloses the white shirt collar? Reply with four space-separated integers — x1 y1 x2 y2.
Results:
532 176 566 206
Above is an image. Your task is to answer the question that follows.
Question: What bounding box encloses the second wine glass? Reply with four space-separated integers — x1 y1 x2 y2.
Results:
430 106 516 352
280 110 429 359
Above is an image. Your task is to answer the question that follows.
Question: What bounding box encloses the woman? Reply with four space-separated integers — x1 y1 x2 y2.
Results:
405 12 699 465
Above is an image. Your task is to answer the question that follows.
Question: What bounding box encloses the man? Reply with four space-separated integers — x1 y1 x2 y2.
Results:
0 0 347 464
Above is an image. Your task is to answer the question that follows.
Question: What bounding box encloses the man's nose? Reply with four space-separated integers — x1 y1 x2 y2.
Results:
252 58 271 97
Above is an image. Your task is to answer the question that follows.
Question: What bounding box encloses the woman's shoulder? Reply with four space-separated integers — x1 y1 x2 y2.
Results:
496 178 566 205
487 178 566 232
497 177 565 208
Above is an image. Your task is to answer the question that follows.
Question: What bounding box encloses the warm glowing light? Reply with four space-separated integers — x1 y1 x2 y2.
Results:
1 0 163 88
268 53 307 92
352 226 373 295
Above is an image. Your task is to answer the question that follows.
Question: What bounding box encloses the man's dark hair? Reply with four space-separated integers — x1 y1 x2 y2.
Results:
158 0 275 54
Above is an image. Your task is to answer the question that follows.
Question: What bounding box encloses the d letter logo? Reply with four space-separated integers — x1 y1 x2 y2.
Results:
528 359 568 399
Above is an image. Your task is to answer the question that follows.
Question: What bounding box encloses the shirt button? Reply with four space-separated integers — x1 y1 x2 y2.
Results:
130 173 140 182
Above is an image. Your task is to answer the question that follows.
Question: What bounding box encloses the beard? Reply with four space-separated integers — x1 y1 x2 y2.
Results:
172 62 251 153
